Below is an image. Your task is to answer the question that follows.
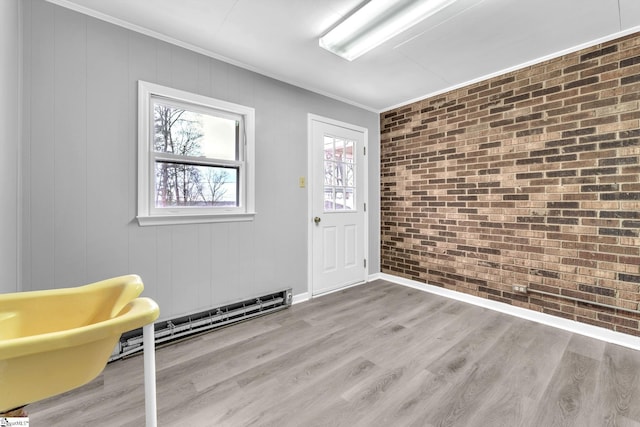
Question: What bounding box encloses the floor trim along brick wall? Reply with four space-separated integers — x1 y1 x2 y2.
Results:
376 273 640 351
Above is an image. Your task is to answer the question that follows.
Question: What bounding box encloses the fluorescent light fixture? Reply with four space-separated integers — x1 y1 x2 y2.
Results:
319 0 457 61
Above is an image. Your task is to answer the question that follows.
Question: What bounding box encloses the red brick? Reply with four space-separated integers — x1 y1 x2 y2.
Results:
381 32 640 336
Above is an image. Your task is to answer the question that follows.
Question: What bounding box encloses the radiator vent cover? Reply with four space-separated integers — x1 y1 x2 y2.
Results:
110 288 293 361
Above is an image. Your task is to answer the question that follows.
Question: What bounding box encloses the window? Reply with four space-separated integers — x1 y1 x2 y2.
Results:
324 135 356 211
137 81 255 226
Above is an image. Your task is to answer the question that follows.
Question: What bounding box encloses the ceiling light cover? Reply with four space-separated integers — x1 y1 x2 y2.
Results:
320 0 457 61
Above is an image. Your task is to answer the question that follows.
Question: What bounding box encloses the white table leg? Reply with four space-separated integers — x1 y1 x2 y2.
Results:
143 323 157 427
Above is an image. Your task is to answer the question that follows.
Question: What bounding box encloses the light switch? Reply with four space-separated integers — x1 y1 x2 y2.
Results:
299 177 306 188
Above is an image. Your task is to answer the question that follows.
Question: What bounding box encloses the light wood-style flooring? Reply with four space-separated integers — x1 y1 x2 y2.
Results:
29 279 640 426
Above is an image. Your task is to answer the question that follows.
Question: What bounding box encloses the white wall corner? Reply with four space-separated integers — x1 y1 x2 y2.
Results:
368 272 383 282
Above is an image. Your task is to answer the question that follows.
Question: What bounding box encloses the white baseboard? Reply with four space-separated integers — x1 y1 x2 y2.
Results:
294 278 374 305
292 292 309 305
368 272 383 282
379 273 640 351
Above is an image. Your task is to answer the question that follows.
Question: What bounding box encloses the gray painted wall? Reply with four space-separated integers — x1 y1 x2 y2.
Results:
21 0 380 320
0 0 20 294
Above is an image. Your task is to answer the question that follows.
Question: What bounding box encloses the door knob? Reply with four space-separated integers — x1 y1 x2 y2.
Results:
314 216 321 224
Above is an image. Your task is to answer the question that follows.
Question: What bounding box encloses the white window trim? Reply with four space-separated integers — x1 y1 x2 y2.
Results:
137 81 255 226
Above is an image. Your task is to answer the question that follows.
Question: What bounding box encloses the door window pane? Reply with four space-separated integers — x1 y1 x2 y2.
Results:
323 135 356 212
345 164 354 187
345 188 355 210
344 140 354 163
335 188 345 210
324 187 335 210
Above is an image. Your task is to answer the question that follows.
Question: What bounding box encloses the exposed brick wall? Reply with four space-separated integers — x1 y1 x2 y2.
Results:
380 32 640 335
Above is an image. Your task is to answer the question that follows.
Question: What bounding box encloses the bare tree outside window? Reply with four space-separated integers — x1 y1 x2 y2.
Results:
153 103 235 208
200 168 230 205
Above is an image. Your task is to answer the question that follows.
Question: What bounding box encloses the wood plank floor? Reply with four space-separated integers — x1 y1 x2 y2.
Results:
28 280 640 426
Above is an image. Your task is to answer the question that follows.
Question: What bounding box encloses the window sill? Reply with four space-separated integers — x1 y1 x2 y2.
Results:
137 212 256 226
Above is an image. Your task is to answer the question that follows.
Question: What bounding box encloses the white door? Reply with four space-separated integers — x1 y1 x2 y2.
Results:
309 115 367 296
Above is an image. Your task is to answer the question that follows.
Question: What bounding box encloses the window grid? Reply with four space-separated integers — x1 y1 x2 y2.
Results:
323 135 356 211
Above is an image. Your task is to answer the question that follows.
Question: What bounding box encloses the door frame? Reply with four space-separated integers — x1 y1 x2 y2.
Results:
307 113 369 298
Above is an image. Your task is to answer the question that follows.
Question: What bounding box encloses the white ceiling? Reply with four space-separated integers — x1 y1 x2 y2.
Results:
49 0 640 112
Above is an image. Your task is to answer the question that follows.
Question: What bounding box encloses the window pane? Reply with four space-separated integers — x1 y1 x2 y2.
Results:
324 161 335 185
335 161 345 186
335 188 345 210
322 134 357 213
154 162 238 208
324 187 334 210
324 136 334 161
153 100 238 161
334 138 344 162
345 188 355 210
345 164 354 187
344 140 354 163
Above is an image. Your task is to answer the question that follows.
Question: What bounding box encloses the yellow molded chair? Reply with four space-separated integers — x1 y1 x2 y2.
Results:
0 275 159 415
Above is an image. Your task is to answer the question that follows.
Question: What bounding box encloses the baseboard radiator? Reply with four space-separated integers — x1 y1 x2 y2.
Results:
109 288 293 362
